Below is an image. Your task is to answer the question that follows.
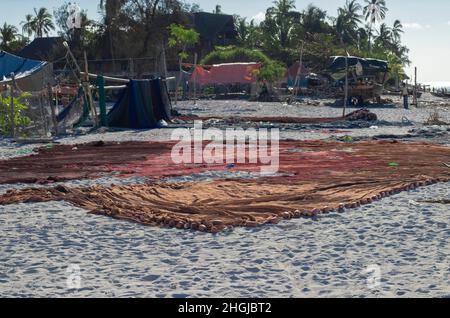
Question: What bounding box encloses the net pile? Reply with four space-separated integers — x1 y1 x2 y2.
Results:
175 109 378 125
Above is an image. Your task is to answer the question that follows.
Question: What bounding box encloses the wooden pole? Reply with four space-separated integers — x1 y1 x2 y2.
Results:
174 56 183 106
39 93 49 137
0 89 3 132
129 58 134 78
0 88 3 125
83 51 98 127
9 73 15 138
47 82 59 136
81 72 129 83
413 66 418 106
193 53 198 105
293 41 304 96
343 54 349 117
162 42 168 78
63 42 82 76
108 28 116 73
81 72 175 83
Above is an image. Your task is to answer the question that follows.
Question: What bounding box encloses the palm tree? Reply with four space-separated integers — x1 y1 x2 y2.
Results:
336 0 362 45
32 7 55 38
99 0 127 64
21 14 35 37
99 0 126 25
301 4 328 34
343 0 363 24
0 23 19 50
235 16 249 43
264 0 299 47
363 0 388 50
247 20 263 49
375 22 392 48
396 45 411 66
391 19 404 43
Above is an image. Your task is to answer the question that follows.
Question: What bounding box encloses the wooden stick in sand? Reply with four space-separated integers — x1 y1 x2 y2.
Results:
193 53 198 105
47 82 59 136
83 51 99 127
9 73 16 138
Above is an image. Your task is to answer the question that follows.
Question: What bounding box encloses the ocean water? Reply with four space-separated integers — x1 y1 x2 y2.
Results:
423 82 450 90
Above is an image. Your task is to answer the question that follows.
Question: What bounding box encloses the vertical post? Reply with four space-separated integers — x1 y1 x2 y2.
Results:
96 75 108 127
39 93 49 137
83 51 98 127
0 88 2 121
174 55 183 106
293 41 304 96
413 66 418 106
9 73 16 138
129 58 134 78
161 42 168 78
108 28 116 73
343 54 349 117
0 88 3 131
193 53 198 105
47 82 59 136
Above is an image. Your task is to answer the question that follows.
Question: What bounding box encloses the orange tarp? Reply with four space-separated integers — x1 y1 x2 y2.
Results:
189 63 261 86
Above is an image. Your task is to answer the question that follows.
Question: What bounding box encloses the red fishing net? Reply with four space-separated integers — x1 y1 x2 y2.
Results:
1 140 449 233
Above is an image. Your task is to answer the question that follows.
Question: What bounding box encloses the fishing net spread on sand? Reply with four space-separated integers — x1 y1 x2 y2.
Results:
0 140 449 233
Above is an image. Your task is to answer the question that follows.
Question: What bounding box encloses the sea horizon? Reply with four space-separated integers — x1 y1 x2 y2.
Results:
422 81 450 89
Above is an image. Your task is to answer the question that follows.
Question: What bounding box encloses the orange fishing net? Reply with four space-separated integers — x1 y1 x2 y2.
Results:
1 140 449 233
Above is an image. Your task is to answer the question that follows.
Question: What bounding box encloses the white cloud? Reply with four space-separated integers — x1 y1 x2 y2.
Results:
251 12 265 24
403 23 431 30
403 23 424 30
447 21 450 26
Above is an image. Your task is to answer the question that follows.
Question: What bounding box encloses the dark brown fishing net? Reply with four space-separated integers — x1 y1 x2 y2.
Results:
175 109 378 124
1 140 449 233
0 141 173 185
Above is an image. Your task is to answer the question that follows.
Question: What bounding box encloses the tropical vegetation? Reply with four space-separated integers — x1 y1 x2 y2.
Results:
0 0 410 83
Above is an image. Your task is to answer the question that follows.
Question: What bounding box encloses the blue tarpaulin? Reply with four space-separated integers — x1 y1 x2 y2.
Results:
329 56 389 72
0 51 47 81
0 50 52 91
107 79 172 129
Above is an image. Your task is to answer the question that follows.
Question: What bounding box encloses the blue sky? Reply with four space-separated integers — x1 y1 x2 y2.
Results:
1 0 449 82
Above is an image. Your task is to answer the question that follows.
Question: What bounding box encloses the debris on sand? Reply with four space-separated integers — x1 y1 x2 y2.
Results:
418 199 450 204
175 108 377 125
424 110 449 126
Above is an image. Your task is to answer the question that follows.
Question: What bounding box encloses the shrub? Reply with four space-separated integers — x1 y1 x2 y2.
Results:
0 92 32 136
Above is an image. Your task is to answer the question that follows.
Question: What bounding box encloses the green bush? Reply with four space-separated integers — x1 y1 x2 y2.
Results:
0 92 32 136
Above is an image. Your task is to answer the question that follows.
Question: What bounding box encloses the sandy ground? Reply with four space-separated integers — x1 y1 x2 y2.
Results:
0 183 448 298
0 97 449 298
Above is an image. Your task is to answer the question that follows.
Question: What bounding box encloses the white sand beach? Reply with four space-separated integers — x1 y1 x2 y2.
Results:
0 99 449 298
0 182 448 298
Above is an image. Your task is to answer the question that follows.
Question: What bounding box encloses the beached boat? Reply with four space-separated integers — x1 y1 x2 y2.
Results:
328 56 389 104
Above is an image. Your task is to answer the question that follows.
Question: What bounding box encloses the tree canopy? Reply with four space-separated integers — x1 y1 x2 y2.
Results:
0 0 410 82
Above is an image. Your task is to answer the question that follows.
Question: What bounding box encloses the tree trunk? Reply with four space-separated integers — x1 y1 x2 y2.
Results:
174 57 183 105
